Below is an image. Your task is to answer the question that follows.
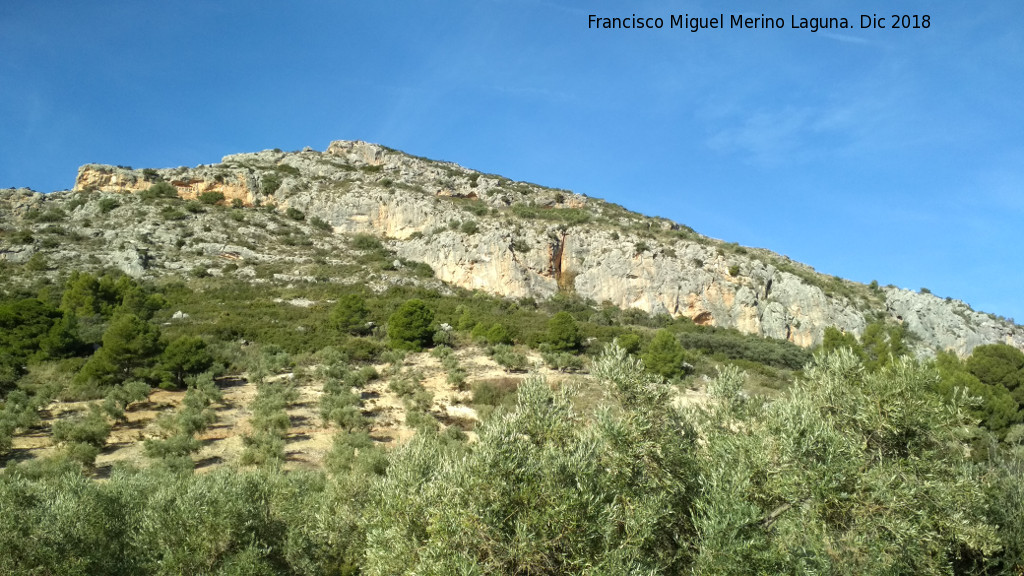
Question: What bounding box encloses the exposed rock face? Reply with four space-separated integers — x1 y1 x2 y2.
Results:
885 288 1021 353
58 141 1023 356
75 164 256 206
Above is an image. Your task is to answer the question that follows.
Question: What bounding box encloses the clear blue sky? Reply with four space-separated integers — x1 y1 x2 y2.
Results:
2 1 1021 322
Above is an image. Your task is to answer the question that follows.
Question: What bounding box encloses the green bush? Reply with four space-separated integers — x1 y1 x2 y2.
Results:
489 344 528 372
387 299 435 351
198 191 225 205
98 197 120 213
470 377 519 407
139 181 178 200
260 172 283 196
460 220 479 235
541 351 584 372
330 294 370 335
642 329 690 379
678 327 811 370
546 311 581 352
159 336 214 388
310 216 332 231
350 234 383 251
285 207 305 221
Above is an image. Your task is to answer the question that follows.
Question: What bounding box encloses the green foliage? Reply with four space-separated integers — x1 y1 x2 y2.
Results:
821 326 861 357
540 350 584 372
51 403 111 466
76 313 163 387
509 203 591 225
285 206 305 221
241 379 297 467
60 270 153 320
489 343 528 372
309 216 332 231
387 299 435 351
615 332 642 354
24 253 49 272
678 327 812 370
510 238 530 253
349 233 383 251
259 172 283 196
159 336 214 388
471 378 519 407
967 343 1024 402
98 197 120 213
459 219 478 235
727 264 740 276
321 369 370 433
330 293 370 335
275 163 300 176
690 350 999 574
0 298 79 374
367 347 698 574
934 351 1020 439
546 311 581 352
198 191 225 205
858 320 910 370
642 328 690 379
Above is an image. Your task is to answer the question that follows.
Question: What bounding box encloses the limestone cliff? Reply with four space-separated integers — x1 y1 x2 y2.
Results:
65 141 1022 356
75 164 256 206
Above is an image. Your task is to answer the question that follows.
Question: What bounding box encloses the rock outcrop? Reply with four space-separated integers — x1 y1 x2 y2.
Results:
61 141 1022 356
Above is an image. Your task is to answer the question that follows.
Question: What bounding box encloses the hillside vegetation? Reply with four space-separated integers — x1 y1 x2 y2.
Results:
1 143 1023 573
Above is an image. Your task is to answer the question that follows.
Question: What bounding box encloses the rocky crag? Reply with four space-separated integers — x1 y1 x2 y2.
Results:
4 140 1020 356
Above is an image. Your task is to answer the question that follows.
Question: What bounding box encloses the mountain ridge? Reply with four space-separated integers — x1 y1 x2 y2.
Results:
3 139 1020 356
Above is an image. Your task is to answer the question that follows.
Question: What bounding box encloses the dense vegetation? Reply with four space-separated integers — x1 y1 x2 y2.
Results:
1 343 1022 574
1 183 1023 573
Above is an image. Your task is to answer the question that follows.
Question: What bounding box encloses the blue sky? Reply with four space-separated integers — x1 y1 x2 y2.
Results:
2 1 1022 322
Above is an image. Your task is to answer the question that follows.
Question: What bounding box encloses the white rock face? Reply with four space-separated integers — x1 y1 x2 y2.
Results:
61 141 1023 356
885 288 1021 354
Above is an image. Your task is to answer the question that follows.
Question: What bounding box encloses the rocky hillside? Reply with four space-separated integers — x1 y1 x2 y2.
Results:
4 140 1021 356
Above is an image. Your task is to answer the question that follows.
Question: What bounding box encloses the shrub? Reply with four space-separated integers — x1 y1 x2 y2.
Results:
485 323 513 345
728 264 740 276
490 344 528 372
330 294 370 335
460 220 479 235
140 181 178 200
615 332 642 354
541 351 585 373
260 173 283 196
98 198 119 213
51 404 111 466
310 216 332 231
285 207 305 221
342 337 383 363
470 377 519 406
160 336 214 388
198 191 225 205
350 234 383 251
642 329 690 379
387 299 435 351
546 311 582 352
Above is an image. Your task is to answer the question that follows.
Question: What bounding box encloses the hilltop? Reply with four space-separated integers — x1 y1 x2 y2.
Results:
4 139 1020 356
